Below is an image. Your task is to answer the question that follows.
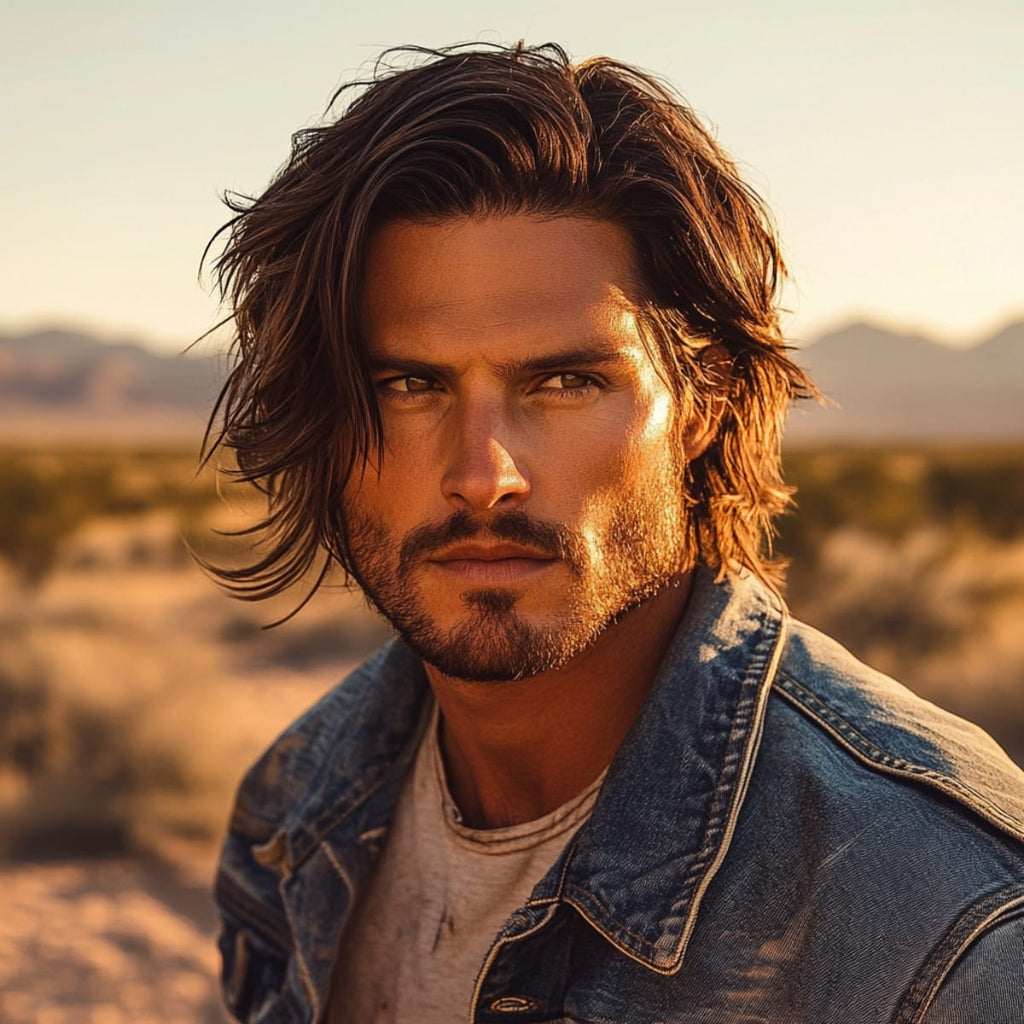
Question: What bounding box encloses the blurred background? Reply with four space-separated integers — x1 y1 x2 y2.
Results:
2 1 1022 1021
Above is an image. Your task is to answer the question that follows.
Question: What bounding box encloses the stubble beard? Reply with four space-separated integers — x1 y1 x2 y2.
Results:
345 472 691 683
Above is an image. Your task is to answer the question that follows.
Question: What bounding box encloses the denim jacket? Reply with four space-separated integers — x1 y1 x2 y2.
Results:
215 569 1024 1023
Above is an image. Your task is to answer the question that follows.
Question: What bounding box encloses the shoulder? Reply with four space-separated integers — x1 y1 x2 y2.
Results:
214 640 428 1020
771 616 1024 844
746 615 1024 1017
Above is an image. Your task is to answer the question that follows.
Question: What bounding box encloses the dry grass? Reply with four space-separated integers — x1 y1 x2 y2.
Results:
0 453 393 862
0 505 388 1022
1 443 1022 864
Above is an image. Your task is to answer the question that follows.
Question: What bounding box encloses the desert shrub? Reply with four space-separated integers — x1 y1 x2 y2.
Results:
0 447 220 585
780 445 1024 558
925 458 1024 541
0 441 1020 863
0 444 380 862
0 456 118 584
0 603 240 861
779 445 1024 766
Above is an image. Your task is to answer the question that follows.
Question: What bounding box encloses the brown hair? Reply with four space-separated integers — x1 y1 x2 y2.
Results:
202 42 816 605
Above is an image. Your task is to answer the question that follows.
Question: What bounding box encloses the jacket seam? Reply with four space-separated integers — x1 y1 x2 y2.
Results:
280 877 319 1017
893 885 1024 1024
666 604 786 966
774 673 1024 840
468 903 560 1022
285 692 432 870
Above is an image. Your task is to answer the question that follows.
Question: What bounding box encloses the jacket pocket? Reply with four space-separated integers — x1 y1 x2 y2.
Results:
216 870 293 1022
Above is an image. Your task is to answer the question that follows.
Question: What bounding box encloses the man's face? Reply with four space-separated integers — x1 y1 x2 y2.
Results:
345 214 696 682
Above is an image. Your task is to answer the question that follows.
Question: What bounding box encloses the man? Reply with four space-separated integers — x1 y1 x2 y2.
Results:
207 44 1024 1023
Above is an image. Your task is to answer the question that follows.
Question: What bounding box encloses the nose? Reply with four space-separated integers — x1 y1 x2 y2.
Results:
440 408 530 512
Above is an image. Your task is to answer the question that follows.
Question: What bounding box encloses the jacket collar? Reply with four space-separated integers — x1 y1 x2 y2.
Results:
548 568 787 972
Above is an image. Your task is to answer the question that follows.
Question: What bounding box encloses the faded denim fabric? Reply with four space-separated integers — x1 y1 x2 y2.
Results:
215 569 1024 1023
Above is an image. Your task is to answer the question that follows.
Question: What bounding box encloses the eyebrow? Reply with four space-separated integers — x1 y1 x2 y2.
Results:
368 343 629 380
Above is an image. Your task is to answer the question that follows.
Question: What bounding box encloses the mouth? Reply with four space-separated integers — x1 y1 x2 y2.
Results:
427 543 557 584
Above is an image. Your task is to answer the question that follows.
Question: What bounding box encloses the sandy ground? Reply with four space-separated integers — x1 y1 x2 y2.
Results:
0 517 391 1024
0 851 229 1024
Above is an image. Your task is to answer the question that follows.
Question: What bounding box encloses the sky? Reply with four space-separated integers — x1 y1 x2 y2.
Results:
3 0 1022 353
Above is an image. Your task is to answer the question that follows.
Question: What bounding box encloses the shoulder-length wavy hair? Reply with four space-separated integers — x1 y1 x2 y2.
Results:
202 42 816 607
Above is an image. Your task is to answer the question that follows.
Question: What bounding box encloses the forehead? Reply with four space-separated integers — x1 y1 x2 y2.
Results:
361 215 648 357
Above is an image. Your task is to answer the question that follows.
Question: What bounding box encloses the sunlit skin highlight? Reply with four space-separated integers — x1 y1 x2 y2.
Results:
345 215 720 827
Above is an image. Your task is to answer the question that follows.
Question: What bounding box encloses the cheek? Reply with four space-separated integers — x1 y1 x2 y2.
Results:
341 461 405 526
574 387 679 485
564 407 679 535
629 384 688 487
640 388 676 442
378 419 436 471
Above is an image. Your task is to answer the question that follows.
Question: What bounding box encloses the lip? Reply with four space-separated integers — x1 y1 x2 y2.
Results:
428 543 557 584
431 542 554 562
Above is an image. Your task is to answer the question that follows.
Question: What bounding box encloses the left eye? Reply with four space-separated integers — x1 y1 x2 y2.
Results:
539 373 594 391
381 375 435 392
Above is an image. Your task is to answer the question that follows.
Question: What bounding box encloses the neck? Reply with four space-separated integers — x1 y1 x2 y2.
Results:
423 573 692 829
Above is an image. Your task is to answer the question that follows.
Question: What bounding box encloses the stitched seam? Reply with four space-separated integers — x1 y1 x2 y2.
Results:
283 761 400 868
683 629 772 882
775 673 1024 838
563 884 662 956
894 887 1024 1024
319 840 352 888
469 903 560 1021
667 605 785 966
279 878 319 1015
562 889 685 977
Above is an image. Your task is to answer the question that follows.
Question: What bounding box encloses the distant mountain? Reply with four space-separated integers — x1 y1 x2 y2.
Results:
787 320 1024 443
0 328 225 442
0 328 223 409
1 321 1021 443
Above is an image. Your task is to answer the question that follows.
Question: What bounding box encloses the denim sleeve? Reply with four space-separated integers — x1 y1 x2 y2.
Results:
923 911 1024 1024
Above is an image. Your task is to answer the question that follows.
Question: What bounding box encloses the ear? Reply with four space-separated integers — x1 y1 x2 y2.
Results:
681 343 732 460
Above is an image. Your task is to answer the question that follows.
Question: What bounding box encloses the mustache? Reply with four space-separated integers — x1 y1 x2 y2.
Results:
398 510 586 576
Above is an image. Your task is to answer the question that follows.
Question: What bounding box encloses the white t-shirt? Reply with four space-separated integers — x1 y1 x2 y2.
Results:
326 703 603 1023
